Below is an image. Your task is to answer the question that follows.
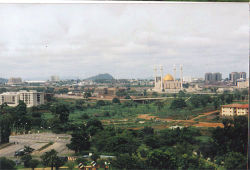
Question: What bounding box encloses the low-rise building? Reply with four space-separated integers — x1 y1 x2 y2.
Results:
237 79 249 89
7 77 22 85
0 90 44 107
220 104 249 117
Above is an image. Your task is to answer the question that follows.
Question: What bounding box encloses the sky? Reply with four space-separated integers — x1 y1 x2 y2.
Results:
0 2 248 80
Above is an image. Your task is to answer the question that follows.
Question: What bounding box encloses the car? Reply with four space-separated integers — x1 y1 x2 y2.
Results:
14 149 25 156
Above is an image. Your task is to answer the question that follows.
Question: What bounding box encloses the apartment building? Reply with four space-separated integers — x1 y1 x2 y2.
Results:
220 104 249 117
0 90 44 107
205 72 222 83
7 77 22 85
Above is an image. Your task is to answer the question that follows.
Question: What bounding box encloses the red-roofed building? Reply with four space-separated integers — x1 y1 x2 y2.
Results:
220 104 249 117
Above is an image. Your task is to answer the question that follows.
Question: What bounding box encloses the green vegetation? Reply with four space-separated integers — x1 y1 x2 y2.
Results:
41 149 66 170
0 89 248 169
62 116 247 169
158 0 248 1
0 157 16 169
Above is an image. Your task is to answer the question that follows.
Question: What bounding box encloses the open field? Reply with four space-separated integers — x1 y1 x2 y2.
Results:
137 110 223 128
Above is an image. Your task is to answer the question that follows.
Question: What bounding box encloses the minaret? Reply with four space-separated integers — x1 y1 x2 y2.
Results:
173 64 176 82
160 65 163 91
154 65 157 89
180 64 183 90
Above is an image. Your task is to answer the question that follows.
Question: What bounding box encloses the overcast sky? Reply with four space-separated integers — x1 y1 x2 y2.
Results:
0 3 248 80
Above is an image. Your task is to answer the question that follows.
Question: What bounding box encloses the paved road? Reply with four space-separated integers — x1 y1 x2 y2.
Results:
0 133 72 158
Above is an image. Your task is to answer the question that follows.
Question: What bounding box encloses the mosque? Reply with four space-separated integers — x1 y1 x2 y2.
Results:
153 65 183 92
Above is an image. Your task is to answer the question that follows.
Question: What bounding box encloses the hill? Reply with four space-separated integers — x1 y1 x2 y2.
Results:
86 73 114 80
0 78 8 84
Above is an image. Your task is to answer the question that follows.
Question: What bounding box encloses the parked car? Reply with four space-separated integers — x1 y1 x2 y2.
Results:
14 149 25 156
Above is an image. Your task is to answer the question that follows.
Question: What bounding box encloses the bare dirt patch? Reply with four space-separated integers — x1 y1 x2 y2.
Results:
193 122 223 128
137 110 224 128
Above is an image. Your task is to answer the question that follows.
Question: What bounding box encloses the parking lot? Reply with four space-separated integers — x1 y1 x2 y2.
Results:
0 133 73 158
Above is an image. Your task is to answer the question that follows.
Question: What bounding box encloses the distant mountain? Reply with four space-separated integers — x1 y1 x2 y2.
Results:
0 78 8 84
86 73 114 80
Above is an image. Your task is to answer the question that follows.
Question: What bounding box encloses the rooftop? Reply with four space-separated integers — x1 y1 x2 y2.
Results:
222 104 249 109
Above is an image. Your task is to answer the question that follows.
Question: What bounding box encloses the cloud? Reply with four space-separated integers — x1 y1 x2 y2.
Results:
0 3 248 80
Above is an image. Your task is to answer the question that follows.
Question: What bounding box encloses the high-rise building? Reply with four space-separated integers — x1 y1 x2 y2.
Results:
0 90 44 107
205 72 221 83
212 72 222 82
239 72 247 80
7 77 22 85
205 73 213 82
51 75 60 82
229 72 246 85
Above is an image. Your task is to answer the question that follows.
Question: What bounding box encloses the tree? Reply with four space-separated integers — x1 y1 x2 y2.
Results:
200 95 212 107
86 118 103 136
189 95 200 108
211 116 247 157
213 97 220 109
41 149 65 170
83 91 91 99
81 113 90 120
21 154 32 167
155 101 164 112
50 104 70 123
96 100 105 107
225 94 233 104
224 152 247 169
66 125 90 153
178 90 186 98
98 131 140 155
0 114 12 144
16 100 27 116
178 154 200 170
141 126 154 136
143 135 161 149
90 153 100 162
147 149 177 169
112 97 120 104
29 159 40 170
111 153 143 169
75 100 84 110
170 99 187 109
0 157 16 169
65 161 75 170
54 156 66 170
124 95 131 99
24 146 35 154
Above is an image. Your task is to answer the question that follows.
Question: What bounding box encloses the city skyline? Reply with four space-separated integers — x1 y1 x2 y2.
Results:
0 3 248 80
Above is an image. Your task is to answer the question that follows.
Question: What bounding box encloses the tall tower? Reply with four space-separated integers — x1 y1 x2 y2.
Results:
173 64 176 82
160 65 163 91
154 65 157 88
180 64 183 90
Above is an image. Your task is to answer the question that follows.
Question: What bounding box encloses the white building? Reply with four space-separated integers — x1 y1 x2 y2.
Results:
50 75 60 82
183 76 193 83
237 79 249 89
0 90 44 107
7 77 22 85
153 65 183 93
220 104 249 117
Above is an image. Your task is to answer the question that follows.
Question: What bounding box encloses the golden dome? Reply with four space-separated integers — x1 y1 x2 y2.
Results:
163 74 174 81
